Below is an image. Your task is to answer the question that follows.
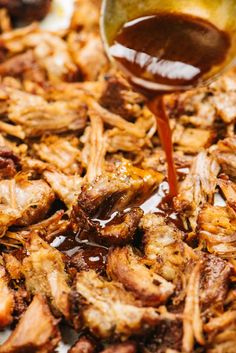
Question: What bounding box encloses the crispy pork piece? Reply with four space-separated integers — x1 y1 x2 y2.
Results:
211 90 236 124
211 136 236 179
142 319 183 353
0 51 31 78
33 136 82 175
200 254 231 309
107 246 174 306
0 264 14 329
44 171 83 209
4 209 69 245
22 234 70 317
172 124 215 154
174 152 220 230
99 74 144 121
23 210 69 243
3 253 22 280
105 128 148 154
68 31 108 81
68 336 95 353
142 149 192 175
0 294 60 353
0 145 20 179
100 208 143 246
5 87 88 137
140 213 196 281
86 99 145 138
0 0 51 23
0 28 78 83
78 159 163 217
0 174 54 236
218 178 236 210
71 205 143 246
73 270 160 338
166 88 217 129
198 204 236 258
100 342 137 353
167 71 236 128
13 286 30 321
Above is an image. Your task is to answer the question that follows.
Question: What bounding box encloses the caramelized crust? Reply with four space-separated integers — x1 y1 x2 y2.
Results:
0 294 60 353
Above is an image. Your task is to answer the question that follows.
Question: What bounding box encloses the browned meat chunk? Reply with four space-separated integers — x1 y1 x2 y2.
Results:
107 246 174 306
140 214 196 281
212 90 236 124
200 254 231 309
3 210 69 247
167 71 236 128
23 210 69 243
100 342 137 353
68 337 95 353
0 174 54 236
3 253 22 280
211 136 236 179
218 178 236 210
99 208 144 246
22 234 70 317
33 135 82 175
173 125 215 154
78 159 163 217
99 74 144 120
2 87 88 138
142 319 183 353
0 146 20 179
166 88 217 129
0 294 60 353
198 204 236 257
68 31 108 81
73 270 160 338
142 149 192 175
71 205 143 246
0 50 38 79
44 171 83 209
0 264 14 329
174 152 219 230
0 0 51 23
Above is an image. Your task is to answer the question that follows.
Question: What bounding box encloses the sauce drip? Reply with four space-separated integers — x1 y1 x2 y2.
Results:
52 232 108 273
147 96 178 196
109 12 230 197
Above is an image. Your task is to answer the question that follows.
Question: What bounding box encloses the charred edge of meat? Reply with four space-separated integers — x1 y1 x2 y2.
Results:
71 204 144 246
68 336 96 353
106 246 174 307
0 146 21 178
0 294 61 353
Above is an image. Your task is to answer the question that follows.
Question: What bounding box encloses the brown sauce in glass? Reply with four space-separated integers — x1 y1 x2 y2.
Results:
109 12 230 197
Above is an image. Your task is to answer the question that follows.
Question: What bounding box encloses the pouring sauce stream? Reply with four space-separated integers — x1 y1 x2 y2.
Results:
109 12 230 196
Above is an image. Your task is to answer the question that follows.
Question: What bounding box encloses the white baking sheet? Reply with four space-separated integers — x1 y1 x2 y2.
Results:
0 1 77 351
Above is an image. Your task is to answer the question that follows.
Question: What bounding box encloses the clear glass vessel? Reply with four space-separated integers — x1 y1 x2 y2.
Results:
101 0 236 92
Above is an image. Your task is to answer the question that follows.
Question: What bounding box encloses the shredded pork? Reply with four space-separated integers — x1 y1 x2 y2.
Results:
0 1 235 352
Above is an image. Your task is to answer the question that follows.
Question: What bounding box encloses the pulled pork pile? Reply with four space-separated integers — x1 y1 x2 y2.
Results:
0 1 236 352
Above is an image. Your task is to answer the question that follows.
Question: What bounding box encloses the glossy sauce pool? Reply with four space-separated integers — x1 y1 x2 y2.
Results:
109 12 230 196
